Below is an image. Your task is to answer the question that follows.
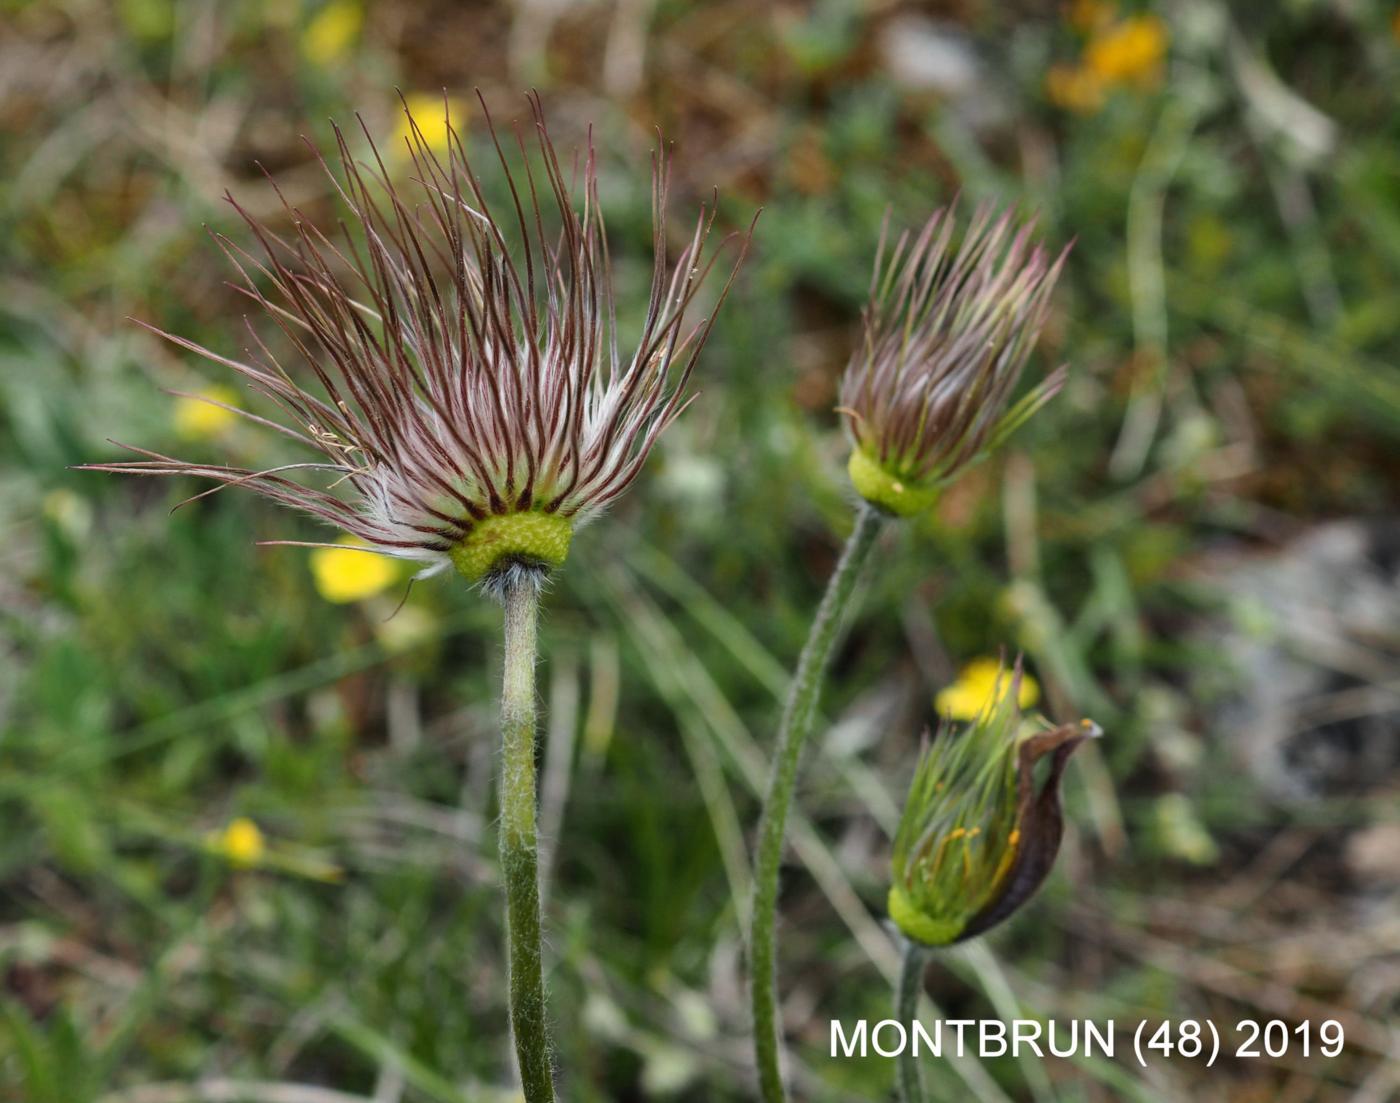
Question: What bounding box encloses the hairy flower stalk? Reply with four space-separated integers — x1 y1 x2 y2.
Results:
894 937 930 1103
500 579 550 1101
889 661 1099 1100
749 205 1067 1102
749 501 884 1103
84 93 751 1101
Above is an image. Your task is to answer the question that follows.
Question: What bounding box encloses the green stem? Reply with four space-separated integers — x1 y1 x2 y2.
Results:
499 580 555 1102
750 503 885 1102
895 939 929 1103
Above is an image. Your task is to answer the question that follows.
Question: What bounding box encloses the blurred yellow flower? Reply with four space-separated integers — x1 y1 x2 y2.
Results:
1046 63 1106 113
1067 0 1116 33
303 0 362 66
311 537 400 603
1084 15 1168 86
395 93 467 155
935 658 1040 721
209 817 265 867
174 386 240 440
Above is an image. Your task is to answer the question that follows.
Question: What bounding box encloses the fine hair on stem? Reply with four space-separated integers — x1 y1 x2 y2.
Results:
749 502 885 1101
498 575 554 1101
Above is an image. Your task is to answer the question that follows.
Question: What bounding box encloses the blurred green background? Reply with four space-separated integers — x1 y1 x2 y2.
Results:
3 0 1400 1100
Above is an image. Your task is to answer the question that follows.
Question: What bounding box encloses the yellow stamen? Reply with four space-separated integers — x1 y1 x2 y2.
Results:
931 831 958 873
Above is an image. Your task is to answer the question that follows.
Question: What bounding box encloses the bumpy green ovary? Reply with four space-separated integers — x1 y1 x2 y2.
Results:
847 447 940 517
449 511 574 581
887 883 965 948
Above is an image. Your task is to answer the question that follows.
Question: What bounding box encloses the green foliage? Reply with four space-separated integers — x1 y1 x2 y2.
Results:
2 0 1397 1099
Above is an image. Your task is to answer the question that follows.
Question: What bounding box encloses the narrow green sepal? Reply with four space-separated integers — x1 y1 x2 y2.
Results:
847 448 940 517
449 511 573 581
888 883 964 947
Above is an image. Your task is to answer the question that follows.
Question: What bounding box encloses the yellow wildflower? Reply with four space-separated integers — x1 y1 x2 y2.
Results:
935 657 1040 721
303 0 363 66
1067 0 1116 33
174 386 240 440
310 536 400 603
395 93 468 155
1084 15 1168 86
1046 63 1105 113
209 817 266 867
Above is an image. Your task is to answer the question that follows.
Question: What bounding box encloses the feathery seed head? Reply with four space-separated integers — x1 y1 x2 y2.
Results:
888 659 1098 947
840 204 1068 517
85 93 752 593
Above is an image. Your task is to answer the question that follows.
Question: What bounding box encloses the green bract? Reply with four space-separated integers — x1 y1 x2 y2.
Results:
448 512 574 582
847 447 941 517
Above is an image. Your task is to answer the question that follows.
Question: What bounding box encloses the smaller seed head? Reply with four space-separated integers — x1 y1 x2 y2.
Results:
840 204 1068 516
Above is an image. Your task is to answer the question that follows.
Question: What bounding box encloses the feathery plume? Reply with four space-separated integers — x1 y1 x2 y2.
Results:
839 204 1067 516
85 93 751 590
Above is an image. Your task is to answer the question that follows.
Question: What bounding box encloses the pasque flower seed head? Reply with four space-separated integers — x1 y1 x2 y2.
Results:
839 204 1068 516
86 93 752 593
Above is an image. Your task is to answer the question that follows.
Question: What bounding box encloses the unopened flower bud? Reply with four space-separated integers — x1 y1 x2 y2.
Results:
889 661 1099 946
